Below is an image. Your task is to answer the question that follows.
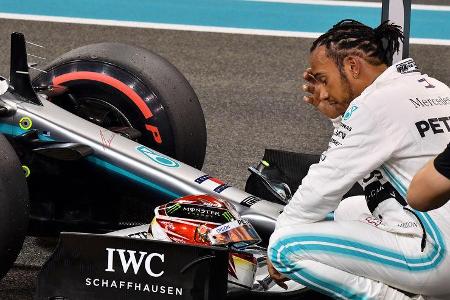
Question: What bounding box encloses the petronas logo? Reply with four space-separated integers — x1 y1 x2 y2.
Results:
222 211 234 222
167 203 181 214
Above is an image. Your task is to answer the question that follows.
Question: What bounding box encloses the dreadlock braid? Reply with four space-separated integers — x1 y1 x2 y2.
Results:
311 19 404 69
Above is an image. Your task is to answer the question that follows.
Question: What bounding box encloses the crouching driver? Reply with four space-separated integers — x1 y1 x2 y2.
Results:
268 19 450 299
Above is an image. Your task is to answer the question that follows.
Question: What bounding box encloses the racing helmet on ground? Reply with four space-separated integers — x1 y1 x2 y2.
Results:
149 194 261 289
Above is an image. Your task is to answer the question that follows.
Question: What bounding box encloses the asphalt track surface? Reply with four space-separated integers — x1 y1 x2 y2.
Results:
0 8 449 299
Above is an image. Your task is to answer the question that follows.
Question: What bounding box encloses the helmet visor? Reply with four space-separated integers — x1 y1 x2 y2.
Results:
208 219 261 249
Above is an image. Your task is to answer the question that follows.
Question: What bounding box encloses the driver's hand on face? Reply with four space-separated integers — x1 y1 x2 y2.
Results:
267 258 289 290
302 68 341 119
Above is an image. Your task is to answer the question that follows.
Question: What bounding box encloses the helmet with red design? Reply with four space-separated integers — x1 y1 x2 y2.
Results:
150 194 261 289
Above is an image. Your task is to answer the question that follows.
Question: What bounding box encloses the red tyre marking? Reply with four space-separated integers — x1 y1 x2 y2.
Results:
53 71 153 119
53 71 164 143
145 124 162 144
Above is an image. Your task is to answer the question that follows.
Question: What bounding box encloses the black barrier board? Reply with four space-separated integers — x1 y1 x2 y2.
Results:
34 233 229 300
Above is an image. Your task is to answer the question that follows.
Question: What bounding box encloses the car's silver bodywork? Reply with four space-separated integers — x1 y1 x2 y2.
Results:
0 88 283 237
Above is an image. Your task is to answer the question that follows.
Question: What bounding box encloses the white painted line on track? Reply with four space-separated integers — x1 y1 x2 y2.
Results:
410 4 450 11
246 0 450 11
0 13 449 46
410 38 450 46
246 0 382 8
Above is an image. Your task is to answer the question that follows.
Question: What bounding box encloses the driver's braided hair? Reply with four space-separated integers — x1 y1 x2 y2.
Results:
311 19 404 69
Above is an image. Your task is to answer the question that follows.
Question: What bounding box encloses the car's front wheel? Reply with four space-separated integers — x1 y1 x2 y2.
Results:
0 134 29 279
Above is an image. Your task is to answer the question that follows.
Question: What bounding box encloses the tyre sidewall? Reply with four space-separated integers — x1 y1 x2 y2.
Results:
0 134 29 278
33 43 206 169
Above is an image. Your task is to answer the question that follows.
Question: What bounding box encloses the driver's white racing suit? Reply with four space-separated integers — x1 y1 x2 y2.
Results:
269 58 450 300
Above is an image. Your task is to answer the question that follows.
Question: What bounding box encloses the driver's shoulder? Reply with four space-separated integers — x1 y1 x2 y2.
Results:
343 86 411 136
356 78 419 118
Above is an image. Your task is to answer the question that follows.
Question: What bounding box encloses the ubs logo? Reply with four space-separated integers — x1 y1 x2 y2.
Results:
105 248 165 277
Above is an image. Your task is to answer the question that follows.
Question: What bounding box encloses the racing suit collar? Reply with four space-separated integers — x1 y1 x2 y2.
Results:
362 58 419 96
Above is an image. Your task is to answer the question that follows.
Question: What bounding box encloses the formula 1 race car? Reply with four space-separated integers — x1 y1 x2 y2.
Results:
1 32 341 299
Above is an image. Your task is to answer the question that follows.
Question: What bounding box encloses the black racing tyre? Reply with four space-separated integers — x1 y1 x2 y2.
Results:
32 43 206 169
0 134 29 279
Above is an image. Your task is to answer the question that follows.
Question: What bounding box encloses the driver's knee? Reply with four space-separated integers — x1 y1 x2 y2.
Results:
268 230 290 273
268 229 309 274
